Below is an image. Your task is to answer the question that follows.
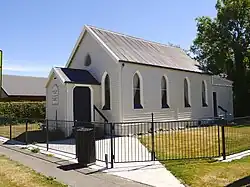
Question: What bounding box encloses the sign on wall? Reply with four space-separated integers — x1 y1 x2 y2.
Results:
52 84 59 105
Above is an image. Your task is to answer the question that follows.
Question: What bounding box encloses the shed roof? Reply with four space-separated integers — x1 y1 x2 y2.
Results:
2 74 47 96
68 25 204 73
55 67 100 85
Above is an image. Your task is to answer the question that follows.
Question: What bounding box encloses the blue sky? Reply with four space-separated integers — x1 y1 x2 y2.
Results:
0 0 217 77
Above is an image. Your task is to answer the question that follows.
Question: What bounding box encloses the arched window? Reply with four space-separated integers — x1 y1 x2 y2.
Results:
102 74 110 110
202 80 208 107
84 54 91 67
133 72 143 109
184 78 191 107
161 76 169 108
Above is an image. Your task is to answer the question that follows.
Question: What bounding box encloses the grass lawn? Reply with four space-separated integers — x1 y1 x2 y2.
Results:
0 123 40 140
164 157 250 187
140 125 250 159
0 155 66 187
0 123 68 143
140 125 250 186
224 125 250 154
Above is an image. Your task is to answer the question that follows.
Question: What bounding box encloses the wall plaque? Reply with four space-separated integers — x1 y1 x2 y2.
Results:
52 84 59 105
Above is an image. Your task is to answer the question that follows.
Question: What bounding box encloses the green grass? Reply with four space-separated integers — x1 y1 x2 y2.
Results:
140 125 250 159
0 123 66 143
0 123 40 140
30 147 40 153
140 125 250 186
0 155 67 187
224 125 250 154
164 157 250 187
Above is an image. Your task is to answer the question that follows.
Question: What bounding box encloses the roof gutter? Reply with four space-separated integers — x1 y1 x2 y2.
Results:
118 60 213 76
64 81 101 85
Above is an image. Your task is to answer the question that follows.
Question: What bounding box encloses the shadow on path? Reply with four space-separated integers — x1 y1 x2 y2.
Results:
226 176 250 187
57 163 88 171
0 143 106 175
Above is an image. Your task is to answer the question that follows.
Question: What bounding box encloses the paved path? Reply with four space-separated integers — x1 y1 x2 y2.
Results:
0 143 149 187
37 137 152 162
35 137 184 187
0 136 184 187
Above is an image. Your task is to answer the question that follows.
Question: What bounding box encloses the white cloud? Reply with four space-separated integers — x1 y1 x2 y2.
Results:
3 64 50 73
1 59 58 77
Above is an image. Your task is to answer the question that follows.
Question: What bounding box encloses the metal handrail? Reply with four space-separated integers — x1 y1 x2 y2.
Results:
93 105 108 123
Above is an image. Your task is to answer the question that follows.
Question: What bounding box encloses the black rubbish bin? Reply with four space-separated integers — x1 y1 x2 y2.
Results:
76 127 96 166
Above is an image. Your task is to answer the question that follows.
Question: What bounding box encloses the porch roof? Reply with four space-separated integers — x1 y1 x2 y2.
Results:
56 67 100 85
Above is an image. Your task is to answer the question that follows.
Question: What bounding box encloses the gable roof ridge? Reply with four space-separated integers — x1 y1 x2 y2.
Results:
85 25 120 62
85 24 180 51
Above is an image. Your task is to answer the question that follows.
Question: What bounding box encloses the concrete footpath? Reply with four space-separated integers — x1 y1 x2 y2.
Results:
0 143 149 187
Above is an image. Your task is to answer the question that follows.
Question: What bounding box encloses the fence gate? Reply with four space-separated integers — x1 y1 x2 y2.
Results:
110 121 154 164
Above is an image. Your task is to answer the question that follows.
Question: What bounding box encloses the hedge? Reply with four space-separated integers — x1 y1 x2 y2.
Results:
0 101 45 119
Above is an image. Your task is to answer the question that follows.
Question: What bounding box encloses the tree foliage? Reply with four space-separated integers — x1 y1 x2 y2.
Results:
191 0 250 116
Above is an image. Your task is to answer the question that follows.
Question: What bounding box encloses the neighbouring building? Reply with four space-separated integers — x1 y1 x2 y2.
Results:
46 25 233 136
1 74 47 101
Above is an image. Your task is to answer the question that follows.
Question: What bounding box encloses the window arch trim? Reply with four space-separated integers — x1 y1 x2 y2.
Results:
184 77 191 108
101 72 111 110
202 80 208 107
133 71 143 109
84 53 92 67
161 75 170 108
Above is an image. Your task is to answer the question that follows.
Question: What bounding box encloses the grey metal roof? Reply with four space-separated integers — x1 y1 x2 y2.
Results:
87 25 203 73
2 74 47 96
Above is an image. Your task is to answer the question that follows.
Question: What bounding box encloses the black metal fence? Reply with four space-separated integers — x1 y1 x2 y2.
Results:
0 118 110 162
223 117 250 156
111 119 222 162
1 116 250 167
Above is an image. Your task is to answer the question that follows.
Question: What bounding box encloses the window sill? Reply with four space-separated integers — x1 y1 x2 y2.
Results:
134 104 143 109
102 106 111 110
202 104 208 107
162 105 170 109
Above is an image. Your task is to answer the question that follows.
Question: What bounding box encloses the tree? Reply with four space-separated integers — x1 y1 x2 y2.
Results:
191 0 250 116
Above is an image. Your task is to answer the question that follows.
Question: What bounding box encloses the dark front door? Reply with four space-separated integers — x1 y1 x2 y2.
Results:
73 87 91 124
213 92 218 117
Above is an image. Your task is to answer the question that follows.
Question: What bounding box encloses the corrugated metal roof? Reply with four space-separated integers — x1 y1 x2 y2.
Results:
2 74 46 96
87 25 203 73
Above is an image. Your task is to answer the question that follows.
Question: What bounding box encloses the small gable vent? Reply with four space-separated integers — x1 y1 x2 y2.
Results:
84 54 91 67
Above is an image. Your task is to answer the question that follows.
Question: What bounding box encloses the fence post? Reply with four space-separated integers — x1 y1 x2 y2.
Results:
25 120 28 144
9 122 12 140
217 124 220 157
151 113 155 161
221 120 226 160
55 110 58 129
110 123 114 168
46 119 49 151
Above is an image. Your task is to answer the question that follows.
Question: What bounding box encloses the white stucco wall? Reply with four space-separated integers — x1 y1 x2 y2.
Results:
212 76 234 117
46 73 67 121
46 73 70 136
68 32 121 122
121 63 214 122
